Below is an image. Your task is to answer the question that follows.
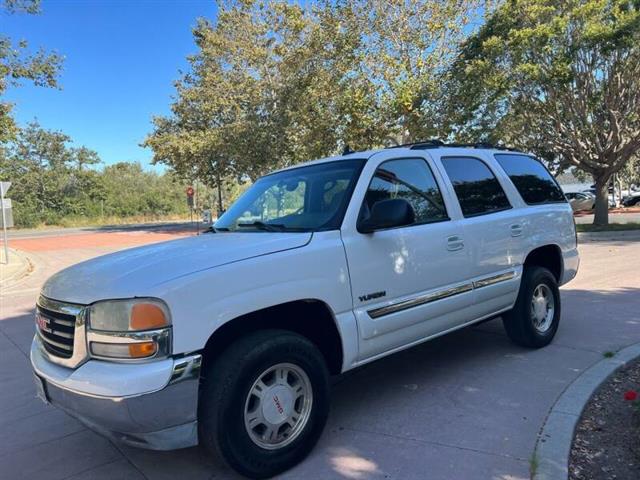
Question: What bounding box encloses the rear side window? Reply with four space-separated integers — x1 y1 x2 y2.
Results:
495 154 566 205
441 156 511 217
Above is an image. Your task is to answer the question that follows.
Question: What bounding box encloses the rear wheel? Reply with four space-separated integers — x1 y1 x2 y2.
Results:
502 266 561 348
198 330 330 479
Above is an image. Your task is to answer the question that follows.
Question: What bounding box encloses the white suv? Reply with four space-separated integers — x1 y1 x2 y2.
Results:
31 142 579 478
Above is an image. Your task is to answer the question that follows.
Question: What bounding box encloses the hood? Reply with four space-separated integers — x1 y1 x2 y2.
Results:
41 232 312 305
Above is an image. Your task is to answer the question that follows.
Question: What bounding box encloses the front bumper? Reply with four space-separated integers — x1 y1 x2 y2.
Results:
30 336 202 450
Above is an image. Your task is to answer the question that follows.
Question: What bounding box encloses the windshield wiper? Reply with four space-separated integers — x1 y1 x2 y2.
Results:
236 221 287 232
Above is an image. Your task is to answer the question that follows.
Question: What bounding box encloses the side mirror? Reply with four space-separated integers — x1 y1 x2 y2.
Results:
358 198 415 233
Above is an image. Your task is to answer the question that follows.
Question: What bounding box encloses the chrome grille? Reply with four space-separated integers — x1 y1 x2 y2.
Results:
35 296 87 367
36 305 76 358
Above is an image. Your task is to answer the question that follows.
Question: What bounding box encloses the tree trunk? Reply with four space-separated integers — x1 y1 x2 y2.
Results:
593 174 610 226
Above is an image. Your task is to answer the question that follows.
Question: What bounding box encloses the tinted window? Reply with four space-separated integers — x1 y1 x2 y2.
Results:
441 156 511 217
495 154 566 205
215 159 364 232
361 158 448 225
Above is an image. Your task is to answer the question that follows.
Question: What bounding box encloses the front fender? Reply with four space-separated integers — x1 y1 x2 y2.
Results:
157 231 356 362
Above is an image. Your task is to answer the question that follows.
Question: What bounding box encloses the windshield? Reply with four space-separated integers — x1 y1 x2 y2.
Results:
215 159 365 232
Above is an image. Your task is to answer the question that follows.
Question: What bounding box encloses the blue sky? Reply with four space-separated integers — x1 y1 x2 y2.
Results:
3 0 217 170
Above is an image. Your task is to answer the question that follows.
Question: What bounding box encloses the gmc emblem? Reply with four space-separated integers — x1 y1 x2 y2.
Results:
35 312 51 333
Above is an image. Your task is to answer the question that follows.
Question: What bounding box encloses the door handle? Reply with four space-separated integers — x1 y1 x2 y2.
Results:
447 235 465 251
510 224 523 237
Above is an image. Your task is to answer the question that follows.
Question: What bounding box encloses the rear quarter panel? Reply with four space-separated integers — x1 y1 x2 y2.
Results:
517 203 578 285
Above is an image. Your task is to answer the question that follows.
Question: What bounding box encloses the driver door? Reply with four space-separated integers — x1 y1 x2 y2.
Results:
340 152 474 361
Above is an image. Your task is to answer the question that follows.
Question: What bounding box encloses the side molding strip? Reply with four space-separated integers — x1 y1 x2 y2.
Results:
368 283 473 319
367 270 517 319
472 270 516 289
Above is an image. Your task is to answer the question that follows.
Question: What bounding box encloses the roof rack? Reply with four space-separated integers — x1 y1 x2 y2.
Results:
387 139 445 149
385 139 519 152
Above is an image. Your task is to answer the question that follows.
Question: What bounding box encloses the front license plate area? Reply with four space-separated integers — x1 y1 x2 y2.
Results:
34 374 49 404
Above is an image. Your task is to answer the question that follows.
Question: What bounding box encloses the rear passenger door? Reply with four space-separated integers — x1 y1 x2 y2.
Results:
438 155 523 318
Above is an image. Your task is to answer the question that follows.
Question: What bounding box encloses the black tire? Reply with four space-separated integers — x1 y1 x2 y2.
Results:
502 266 561 348
198 329 330 479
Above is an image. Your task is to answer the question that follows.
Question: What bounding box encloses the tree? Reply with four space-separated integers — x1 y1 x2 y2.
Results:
347 0 488 144
447 0 640 225
0 0 63 142
9 120 72 214
619 156 640 187
145 0 378 213
0 121 107 224
145 0 487 210
71 146 101 171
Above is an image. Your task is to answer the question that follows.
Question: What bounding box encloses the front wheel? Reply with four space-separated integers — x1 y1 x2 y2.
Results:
502 266 561 348
198 330 330 479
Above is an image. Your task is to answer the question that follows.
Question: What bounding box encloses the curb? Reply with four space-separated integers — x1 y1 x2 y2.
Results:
533 342 640 480
0 248 32 288
578 230 640 242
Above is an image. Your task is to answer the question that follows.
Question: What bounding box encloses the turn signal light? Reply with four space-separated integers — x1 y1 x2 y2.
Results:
128 341 158 358
130 303 169 330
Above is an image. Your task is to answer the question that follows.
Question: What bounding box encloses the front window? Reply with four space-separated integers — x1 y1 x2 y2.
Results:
215 159 365 232
361 158 448 226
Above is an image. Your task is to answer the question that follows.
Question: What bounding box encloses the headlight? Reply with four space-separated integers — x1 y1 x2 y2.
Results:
89 298 170 332
87 298 172 361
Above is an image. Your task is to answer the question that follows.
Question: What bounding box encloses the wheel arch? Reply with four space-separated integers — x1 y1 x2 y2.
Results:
201 299 344 375
523 244 563 282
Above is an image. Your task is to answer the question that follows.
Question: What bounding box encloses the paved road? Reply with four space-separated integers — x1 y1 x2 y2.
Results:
1 230 639 480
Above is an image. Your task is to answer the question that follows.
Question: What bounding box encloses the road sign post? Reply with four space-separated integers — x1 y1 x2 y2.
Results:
186 186 195 234
1 181 11 264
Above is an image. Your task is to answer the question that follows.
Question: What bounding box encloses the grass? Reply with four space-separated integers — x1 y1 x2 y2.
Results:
529 452 539 478
576 222 640 232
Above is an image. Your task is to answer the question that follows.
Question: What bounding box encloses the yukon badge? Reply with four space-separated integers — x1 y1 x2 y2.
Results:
359 291 386 302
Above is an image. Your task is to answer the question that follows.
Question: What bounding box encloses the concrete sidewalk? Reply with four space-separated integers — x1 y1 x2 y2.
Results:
0 236 639 479
0 248 31 289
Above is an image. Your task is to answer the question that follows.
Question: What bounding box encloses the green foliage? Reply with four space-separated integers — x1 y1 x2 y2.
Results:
144 0 487 212
2 0 41 13
619 156 640 187
0 122 193 227
446 0 640 224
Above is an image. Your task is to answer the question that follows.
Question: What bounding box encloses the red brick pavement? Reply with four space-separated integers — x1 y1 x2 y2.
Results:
6 230 191 252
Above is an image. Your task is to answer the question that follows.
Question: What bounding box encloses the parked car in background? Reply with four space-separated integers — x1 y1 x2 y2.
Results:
566 192 595 211
31 142 579 478
580 189 616 208
622 188 640 207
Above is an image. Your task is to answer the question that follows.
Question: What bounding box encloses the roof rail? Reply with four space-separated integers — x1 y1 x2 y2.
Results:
387 139 445 149
385 139 519 152
439 142 518 151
